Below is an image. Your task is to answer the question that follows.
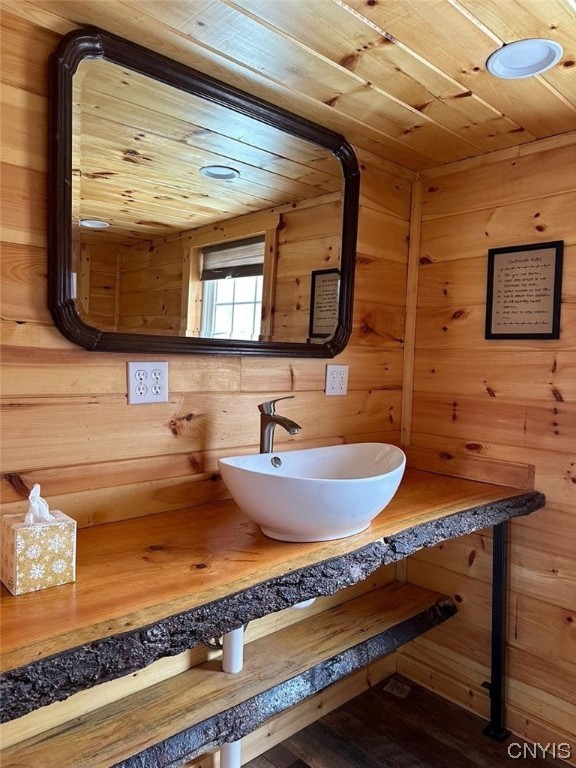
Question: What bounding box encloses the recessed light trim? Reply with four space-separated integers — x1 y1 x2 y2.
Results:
79 218 110 229
200 165 240 180
486 38 563 79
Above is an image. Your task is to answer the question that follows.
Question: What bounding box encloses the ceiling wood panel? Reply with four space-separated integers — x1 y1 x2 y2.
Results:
345 0 576 137
118 0 490 164
7 0 575 176
229 0 537 154
2 0 576 240
73 59 343 242
457 0 576 107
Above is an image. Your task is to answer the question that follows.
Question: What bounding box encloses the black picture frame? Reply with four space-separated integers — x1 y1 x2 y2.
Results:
485 241 563 340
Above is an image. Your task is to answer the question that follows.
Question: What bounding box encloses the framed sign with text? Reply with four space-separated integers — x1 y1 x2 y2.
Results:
485 241 563 340
309 269 340 339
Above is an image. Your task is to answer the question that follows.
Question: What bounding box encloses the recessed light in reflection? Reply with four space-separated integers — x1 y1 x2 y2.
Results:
199 165 240 180
79 219 110 229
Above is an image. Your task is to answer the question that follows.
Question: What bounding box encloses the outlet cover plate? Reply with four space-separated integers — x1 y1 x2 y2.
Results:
325 364 349 396
127 361 169 404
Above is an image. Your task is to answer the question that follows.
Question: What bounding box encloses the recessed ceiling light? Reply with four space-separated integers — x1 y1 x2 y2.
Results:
486 39 563 79
79 218 110 229
199 165 240 180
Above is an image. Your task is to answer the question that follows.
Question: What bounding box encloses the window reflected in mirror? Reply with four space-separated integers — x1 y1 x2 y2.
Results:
198 235 264 341
201 275 263 341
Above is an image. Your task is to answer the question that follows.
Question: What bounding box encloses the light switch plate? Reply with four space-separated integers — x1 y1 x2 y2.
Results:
127 361 169 404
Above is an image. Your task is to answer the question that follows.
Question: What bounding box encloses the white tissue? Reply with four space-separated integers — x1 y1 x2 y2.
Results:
24 483 55 524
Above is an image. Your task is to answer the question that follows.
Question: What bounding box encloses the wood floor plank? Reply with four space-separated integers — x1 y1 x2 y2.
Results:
244 757 279 768
279 724 383 768
342 690 499 768
246 675 561 768
264 744 309 768
314 707 451 768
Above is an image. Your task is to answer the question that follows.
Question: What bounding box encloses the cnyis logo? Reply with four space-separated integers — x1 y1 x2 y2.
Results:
508 742 572 760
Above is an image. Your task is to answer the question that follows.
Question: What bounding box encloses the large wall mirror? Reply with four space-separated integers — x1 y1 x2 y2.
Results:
49 29 360 356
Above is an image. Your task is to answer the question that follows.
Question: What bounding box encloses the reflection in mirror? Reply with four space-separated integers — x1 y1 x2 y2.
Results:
51 29 359 356
199 237 265 341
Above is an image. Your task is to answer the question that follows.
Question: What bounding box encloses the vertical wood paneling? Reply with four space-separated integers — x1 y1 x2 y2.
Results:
400 180 422 446
402 142 576 752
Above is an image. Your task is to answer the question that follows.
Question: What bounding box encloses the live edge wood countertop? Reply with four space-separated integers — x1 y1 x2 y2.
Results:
0 469 544 722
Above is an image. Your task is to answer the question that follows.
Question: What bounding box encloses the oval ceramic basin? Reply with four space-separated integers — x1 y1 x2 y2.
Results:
218 443 406 542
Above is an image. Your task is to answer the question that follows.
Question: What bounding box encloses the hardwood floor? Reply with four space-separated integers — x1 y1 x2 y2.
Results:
245 675 565 768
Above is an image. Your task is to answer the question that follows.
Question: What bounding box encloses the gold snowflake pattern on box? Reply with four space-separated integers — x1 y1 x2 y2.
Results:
1 512 76 595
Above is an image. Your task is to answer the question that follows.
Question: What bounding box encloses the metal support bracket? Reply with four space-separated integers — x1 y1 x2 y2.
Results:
482 520 512 742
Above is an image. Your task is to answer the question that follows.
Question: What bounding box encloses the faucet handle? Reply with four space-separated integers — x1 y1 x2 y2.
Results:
258 395 295 415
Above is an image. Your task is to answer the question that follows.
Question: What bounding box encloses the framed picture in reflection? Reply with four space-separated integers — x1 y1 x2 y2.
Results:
309 269 340 340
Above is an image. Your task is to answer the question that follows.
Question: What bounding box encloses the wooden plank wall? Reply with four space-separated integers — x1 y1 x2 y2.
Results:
0 10 410 761
0 10 410 524
83 242 119 331
399 142 576 753
117 238 186 334
112 196 343 341
273 198 342 342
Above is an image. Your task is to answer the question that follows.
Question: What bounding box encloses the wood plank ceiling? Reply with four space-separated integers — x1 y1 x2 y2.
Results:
15 0 575 169
10 0 576 241
73 58 343 243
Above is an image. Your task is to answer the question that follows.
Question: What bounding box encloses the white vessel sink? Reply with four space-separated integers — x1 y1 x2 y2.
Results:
218 443 406 542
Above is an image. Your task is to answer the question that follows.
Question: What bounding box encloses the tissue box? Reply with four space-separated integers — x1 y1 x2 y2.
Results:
1 511 77 595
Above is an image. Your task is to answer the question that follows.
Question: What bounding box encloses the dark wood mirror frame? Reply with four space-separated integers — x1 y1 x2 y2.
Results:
49 28 360 357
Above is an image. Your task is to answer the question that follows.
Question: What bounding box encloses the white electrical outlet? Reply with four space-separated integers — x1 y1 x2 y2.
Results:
325 364 349 396
127 361 169 404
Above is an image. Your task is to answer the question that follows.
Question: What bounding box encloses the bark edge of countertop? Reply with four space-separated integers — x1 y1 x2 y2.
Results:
0 489 545 722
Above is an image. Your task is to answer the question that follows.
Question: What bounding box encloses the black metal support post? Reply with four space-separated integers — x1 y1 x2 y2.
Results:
482 520 511 742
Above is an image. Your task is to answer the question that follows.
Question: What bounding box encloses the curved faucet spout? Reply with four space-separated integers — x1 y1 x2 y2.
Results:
258 397 301 453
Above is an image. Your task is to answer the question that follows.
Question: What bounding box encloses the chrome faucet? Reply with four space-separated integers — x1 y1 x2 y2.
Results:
258 396 301 453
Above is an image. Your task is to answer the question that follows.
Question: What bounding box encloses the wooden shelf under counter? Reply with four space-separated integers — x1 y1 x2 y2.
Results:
1 469 544 728
2 582 457 768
